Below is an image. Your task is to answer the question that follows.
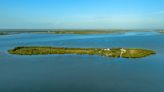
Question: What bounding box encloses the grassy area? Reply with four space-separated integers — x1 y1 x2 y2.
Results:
8 46 155 58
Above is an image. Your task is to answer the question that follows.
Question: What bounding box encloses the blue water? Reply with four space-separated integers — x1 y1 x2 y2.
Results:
0 31 164 92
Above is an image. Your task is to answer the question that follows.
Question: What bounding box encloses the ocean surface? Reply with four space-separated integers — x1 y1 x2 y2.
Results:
0 31 164 92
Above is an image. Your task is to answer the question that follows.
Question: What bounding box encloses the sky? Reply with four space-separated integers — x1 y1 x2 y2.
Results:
0 0 164 29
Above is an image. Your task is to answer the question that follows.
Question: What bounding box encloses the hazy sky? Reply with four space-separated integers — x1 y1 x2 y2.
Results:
0 0 164 29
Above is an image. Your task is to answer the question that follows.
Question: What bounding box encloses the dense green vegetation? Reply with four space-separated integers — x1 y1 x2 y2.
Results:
8 46 155 58
0 32 8 35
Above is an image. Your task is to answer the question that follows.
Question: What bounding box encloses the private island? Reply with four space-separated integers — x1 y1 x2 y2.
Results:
8 46 155 58
160 30 164 34
0 32 8 35
0 30 127 35
44 30 124 34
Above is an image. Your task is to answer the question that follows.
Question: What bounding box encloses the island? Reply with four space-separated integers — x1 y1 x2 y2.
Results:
0 32 8 35
46 30 123 34
28 29 131 34
159 30 164 34
8 46 155 58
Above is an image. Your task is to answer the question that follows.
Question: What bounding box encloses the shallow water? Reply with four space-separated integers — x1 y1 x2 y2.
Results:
0 31 164 92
